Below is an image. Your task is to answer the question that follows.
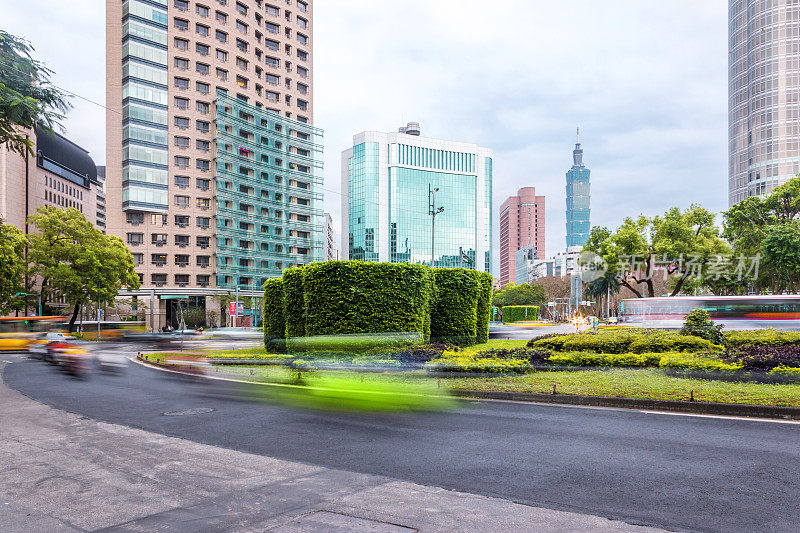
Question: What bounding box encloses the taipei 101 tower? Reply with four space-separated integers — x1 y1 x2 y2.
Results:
565 129 590 248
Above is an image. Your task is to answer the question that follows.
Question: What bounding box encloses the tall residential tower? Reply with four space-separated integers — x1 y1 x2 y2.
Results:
106 0 322 328
342 123 493 272
565 132 590 248
499 187 545 288
729 0 800 205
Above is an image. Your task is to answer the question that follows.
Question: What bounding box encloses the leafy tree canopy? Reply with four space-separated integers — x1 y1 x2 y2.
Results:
27 207 140 329
0 30 70 156
492 282 546 308
0 219 25 313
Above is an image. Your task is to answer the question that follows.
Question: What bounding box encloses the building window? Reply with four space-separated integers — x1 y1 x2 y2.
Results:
297 49 307 61
174 0 188 10
174 175 190 188
297 99 308 111
265 38 279 51
297 1 307 13
196 62 210 75
196 139 211 152
174 136 190 149
197 236 210 248
152 233 168 246
297 82 308 94
196 120 210 133
236 75 248 88
266 4 279 16
236 57 248 70
127 233 144 245
236 20 248 34
216 67 228 81
132 253 143 266
196 4 209 17
236 38 248 52
216 11 228 23
174 195 189 208
152 214 167 226
196 159 210 171
196 43 210 56
175 254 190 266
174 37 188 50
174 18 189 31
216 49 228 61
174 96 189 109
174 156 189 169
196 216 211 229
174 116 189 130
197 256 210 267
196 81 210 94
197 275 210 287
196 23 209 37
174 57 189 70
175 235 190 247
216 29 228 43
265 73 279 85
297 66 308 78
151 274 167 287
197 197 211 210
126 212 144 225
175 274 190 286
297 33 308 45
297 16 307 29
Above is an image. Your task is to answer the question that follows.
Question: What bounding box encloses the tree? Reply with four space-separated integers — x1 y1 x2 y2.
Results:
0 219 25 314
492 283 546 308
723 177 800 294
680 309 723 346
0 30 70 156
27 207 140 331
584 273 619 318
583 206 729 298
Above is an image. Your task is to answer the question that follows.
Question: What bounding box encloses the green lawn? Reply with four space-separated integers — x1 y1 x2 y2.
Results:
450 369 800 407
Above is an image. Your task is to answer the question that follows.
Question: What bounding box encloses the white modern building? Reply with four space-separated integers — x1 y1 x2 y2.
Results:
341 123 493 272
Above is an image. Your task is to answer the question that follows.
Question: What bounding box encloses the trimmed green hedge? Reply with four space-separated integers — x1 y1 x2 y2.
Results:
724 329 800 349
431 268 481 345
301 261 434 338
474 272 493 344
263 261 490 349
283 267 306 338
530 329 721 354
262 278 285 349
503 306 540 323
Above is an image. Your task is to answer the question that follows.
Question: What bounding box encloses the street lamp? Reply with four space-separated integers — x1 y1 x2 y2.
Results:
429 185 444 267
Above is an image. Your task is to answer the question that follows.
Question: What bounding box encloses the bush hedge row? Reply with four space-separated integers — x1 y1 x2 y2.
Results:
262 278 285 347
503 306 540 323
263 261 491 348
723 329 800 349
529 329 721 354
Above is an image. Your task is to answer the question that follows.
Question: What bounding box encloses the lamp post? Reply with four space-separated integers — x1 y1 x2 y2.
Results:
428 185 444 267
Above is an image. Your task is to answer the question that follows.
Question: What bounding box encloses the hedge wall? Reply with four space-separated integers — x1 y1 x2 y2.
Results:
431 268 481 345
474 271 493 344
503 306 540 323
301 261 435 338
283 267 306 338
262 278 285 349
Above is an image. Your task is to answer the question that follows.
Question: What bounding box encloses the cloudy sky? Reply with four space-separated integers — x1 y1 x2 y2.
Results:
2 0 728 263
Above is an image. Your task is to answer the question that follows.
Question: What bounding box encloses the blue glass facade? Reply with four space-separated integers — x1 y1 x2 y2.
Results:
345 134 492 272
121 0 169 212
215 94 323 291
566 141 590 247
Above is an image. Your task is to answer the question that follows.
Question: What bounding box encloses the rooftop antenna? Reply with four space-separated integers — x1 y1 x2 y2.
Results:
576 127 580 144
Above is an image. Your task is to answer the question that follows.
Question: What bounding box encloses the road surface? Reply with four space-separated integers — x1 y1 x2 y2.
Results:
3 354 799 532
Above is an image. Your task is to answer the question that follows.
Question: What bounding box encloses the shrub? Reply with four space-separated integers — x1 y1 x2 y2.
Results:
724 329 800 350
475 347 551 364
529 329 721 354
431 268 481 346
474 271 493 344
725 345 800 371
548 352 663 367
283 267 306 338
680 309 724 345
301 261 435 339
503 305 540 323
659 353 742 372
262 278 285 351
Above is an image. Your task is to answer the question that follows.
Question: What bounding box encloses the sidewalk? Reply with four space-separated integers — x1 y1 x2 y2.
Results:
0 361 664 532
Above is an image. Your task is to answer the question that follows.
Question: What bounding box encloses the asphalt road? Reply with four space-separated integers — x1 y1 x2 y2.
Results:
4 356 800 533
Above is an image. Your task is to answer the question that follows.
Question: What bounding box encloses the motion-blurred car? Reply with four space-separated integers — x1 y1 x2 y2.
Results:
54 344 93 377
27 332 70 364
202 327 261 341
95 350 128 372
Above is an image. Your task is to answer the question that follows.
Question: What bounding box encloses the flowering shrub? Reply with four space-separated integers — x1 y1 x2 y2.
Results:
725 345 800 371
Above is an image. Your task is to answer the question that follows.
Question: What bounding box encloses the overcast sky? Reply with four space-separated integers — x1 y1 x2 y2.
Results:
1 0 728 264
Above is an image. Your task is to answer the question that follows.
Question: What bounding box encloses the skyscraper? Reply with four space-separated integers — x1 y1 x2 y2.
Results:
729 1 800 205
106 0 321 329
499 187 545 288
342 123 493 272
565 131 590 248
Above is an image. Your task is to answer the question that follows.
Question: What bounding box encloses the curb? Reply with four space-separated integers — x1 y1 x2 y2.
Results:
451 389 800 420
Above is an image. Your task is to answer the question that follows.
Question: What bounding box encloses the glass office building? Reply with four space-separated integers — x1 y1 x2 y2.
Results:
729 0 800 205
215 93 323 291
565 138 590 248
342 125 493 273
